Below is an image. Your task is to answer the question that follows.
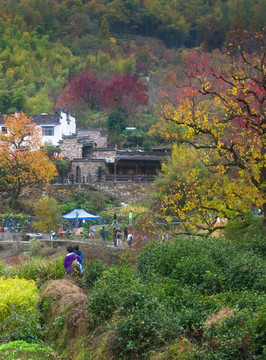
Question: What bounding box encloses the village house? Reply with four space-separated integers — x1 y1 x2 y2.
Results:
58 129 170 182
0 110 76 146
0 110 170 182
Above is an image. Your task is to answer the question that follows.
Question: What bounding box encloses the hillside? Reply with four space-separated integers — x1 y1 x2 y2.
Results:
0 0 265 133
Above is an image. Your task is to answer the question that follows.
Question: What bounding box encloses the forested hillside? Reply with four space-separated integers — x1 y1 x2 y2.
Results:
0 0 265 131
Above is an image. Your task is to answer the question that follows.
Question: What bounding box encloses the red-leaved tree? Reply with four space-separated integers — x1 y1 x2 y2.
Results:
57 69 101 110
101 73 148 116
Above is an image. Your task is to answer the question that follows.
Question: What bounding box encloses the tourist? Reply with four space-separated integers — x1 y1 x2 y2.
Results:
112 212 117 226
123 226 128 242
129 211 133 225
127 231 133 248
113 227 117 246
100 226 108 245
74 245 83 269
116 228 122 247
63 246 82 274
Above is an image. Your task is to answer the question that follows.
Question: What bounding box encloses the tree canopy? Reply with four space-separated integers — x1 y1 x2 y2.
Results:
153 30 265 233
0 113 57 204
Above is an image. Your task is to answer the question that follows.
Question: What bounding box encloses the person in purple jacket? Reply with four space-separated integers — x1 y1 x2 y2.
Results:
63 246 82 274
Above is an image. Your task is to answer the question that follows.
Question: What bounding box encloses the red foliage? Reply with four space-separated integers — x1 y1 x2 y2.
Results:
58 69 148 116
101 72 148 116
57 69 101 108
10 256 27 265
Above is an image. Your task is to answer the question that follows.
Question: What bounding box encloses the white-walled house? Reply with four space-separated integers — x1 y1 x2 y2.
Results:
0 110 76 146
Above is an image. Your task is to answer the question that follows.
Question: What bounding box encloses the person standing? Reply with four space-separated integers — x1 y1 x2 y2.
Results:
113 227 117 246
74 245 83 269
129 211 133 225
63 246 82 274
127 231 133 248
113 212 117 226
100 226 108 245
123 226 128 242
116 228 122 247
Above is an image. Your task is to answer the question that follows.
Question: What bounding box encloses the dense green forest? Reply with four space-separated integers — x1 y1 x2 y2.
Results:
0 0 265 130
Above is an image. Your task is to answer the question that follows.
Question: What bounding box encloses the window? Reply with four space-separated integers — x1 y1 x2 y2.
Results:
42 126 54 136
1 127 7 133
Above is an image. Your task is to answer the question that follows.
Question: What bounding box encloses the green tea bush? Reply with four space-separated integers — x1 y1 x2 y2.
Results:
137 238 265 293
87 265 144 328
222 252 265 291
0 340 58 359
87 265 181 358
84 259 108 289
85 236 265 359
114 296 180 359
193 304 265 359
225 214 265 256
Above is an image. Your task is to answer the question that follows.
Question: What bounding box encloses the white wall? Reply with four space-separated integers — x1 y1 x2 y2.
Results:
41 111 76 146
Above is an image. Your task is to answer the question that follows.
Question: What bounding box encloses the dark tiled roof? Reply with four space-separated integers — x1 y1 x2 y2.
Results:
29 114 61 125
0 113 61 125
116 154 167 161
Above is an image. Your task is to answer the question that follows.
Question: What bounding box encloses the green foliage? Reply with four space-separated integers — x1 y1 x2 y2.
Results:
28 239 43 257
84 259 108 289
87 265 144 327
60 190 114 214
1 256 65 286
137 237 265 293
86 234 265 358
33 196 61 233
0 277 41 342
114 295 180 359
54 158 71 177
224 214 265 256
100 18 110 40
193 296 266 359
106 109 126 134
0 341 58 360
0 213 27 230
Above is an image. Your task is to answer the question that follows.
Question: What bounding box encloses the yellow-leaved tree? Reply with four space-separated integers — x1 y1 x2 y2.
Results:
0 113 57 205
152 29 265 234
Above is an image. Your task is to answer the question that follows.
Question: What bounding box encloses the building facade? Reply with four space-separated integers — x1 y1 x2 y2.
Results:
0 110 76 146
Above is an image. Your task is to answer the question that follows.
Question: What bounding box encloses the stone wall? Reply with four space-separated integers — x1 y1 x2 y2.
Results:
91 148 116 163
91 182 151 203
51 182 152 203
71 159 106 178
59 136 82 160
77 128 107 148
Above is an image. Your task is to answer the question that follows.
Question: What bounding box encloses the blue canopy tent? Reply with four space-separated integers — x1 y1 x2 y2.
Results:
62 209 101 221
62 209 101 230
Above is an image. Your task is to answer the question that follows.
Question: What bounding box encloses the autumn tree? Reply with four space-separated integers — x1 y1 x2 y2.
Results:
33 195 61 233
0 113 57 205
57 69 101 112
155 30 265 233
101 72 148 117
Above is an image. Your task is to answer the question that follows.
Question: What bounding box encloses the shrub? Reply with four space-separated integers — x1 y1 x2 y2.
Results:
193 304 266 359
114 296 180 359
224 214 265 256
84 259 108 289
222 252 265 292
87 265 145 328
0 340 58 359
0 277 41 341
137 238 265 294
